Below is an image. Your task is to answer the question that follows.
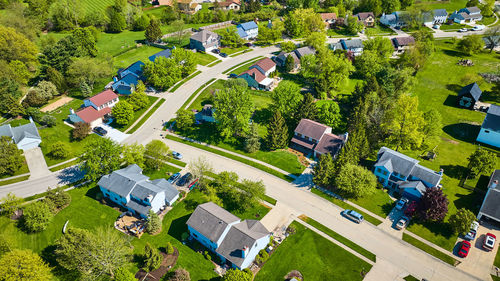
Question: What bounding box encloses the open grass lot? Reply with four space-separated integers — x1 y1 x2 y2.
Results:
220 46 250 55
113 45 163 70
414 0 467 11
440 22 468 31
82 0 114 13
254 222 372 281
365 25 397 36
193 52 218 66
180 79 306 177
143 164 182 180
327 27 356 37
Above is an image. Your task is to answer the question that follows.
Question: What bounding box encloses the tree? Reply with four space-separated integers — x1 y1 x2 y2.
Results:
285 8 324 38
72 122 91 140
381 0 400 13
144 140 170 170
171 19 187 45
22 200 53 232
112 101 134 125
143 56 182 90
72 27 98 57
280 41 296 53
114 267 136 281
122 143 145 168
166 242 174 254
48 141 70 159
382 95 425 151
266 111 289 150
146 210 162 234
108 8 127 33
169 268 191 281
128 81 149 110
45 187 71 210
316 101 341 129
305 32 327 51
335 164 377 198
363 37 394 59
219 28 243 48
416 187 448 222
466 0 479 6
284 54 295 73
296 93 317 122
483 25 500 53
49 0 83 30
346 16 364 35
0 136 23 176
41 115 56 127
145 17 162 42
143 243 162 272
189 156 213 187
214 84 254 139
172 48 196 77
175 109 195 130
467 147 497 178
0 249 52 281
479 0 494 16
133 14 150 31
46 66 67 93
422 109 442 149
449 208 476 234
66 57 113 95
457 35 484 55
56 227 132 279
270 81 302 123
313 153 334 188
79 137 122 181
0 235 11 257
244 123 261 153
222 269 252 281
0 26 38 69
0 193 22 217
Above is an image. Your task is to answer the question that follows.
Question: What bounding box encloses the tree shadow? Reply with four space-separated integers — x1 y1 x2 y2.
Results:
442 123 481 143
440 165 468 179
446 84 462 93
85 185 103 201
381 202 395 217
443 49 466 57
40 245 81 281
252 108 272 124
167 214 190 241
57 166 85 185
481 90 500 104
414 220 454 240
475 175 491 191
454 190 483 213
442 94 459 108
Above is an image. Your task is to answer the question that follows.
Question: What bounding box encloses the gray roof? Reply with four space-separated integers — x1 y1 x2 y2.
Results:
376 147 419 176
399 181 427 195
126 200 151 217
215 220 269 267
131 181 163 200
294 46 316 59
186 202 240 243
341 39 364 50
294 119 330 141
410 165 443 187
482 104 500 132
152 178 179 202
191 30 219 43
465 6 481 14
458 82 482 101
315 133 345 155
0 122 41 144
479 170 500 220
434 9 448 17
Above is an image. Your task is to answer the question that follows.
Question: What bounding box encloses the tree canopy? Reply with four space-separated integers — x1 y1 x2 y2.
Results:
335 163 377 198
0 249 53 281
79 137 122 181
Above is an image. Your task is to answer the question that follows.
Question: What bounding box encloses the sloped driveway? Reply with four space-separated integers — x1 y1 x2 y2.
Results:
24 147 50 180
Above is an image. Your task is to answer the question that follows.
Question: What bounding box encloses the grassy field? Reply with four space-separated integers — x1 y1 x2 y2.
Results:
365 24 397 36
143 164 182 179
255 221 372 281
402 233 458 265
82 0 114 13
350 188 394 219
193 52 218 66
414 0 468 11
113 45 163 70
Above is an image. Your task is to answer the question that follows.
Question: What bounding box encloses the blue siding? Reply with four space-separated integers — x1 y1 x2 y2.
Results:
238 73 259 89
188 225 218 251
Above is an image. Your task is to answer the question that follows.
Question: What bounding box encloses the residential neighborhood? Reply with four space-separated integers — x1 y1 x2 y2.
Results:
0 0 499 281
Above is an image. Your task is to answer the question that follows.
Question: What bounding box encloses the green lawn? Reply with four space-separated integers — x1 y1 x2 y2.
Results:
223 56 265 74
414 0 467 12
220 46 250 55
492 275 500 281
143 164 182 180
110 96 159 132
193 52 217 66
404 275 420 281
229 57 266 75
127 98 166 134
113 45 163 70
82 0 114 13
365 24 397 36
0 175 30 186
170 71 202 92
402 233 457 266
327 27 356 37
440 22 468 31
254 221 372 281
49 159 79 172
350 188 394 219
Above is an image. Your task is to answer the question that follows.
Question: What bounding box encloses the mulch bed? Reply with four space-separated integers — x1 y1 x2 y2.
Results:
135 247 179 281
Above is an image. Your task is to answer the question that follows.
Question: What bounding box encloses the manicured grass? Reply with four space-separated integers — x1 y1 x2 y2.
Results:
254 221 372 281
193 52 217 66
327 27 356 37
404 275 420 281
365 25 397 36
494 246 500 267
127 98 166 134
492 275 500 281
0 175 30 186
310 188 383 226
111 96 159 132
402 233 457 266
477 16 496 26
143 164 182 180
350 188 394 219
440 22 468 31
414 0 467 12
220 46 250 55
181 78 216 109
82 0 114 13
299 216 376 262
169 71 201 92
206 59 221 67
229 57 267 75
229 48 253 57
222 56 265 74
262 195 277 205
113 45 163 70
48 159 79 172
166 157 187 167
164 135 296 182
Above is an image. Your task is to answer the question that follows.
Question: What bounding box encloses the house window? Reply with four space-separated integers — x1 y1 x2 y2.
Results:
382 171 388 176
192 233 198 238
376 168 382 173
484 130 490 133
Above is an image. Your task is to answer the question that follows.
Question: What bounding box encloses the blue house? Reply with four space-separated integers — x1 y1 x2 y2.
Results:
148 49 172 62
112 61 145 95
236 21 259 40
98 165 180 218
373 147 443 201
477 104 500 149
187 202 270 269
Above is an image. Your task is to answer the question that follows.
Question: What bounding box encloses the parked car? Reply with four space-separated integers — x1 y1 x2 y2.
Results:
395 198 409 211
229 73 238 78
433 24 440 29
245 42 255 47
458 240 471 257
219 52 228 58
458 28 468 32
167 172 181 184
483 233 496 251
177 173 193 186
472 25 485 31
464 229 477 241
212 48 220 54
395 216 409 230
93 126 108 136
342 210 364 224
172 151 183 160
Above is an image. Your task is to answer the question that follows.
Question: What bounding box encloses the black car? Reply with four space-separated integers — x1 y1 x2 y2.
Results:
212 49 220 54
229 73 238 78
93 126 108 136
219 52 228 58
177 173 193 186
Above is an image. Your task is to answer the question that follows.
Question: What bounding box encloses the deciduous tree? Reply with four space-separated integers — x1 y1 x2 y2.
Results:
0 249 52 281
0 26 38 69
48 141 70 159
422 108 442 149
122 143 145 168
335 164 377 198
449 208 476 234
316 101 341 129
222 268 252 281
114 267 136 281
467 147 497 178
280 41 296 53
144 140 170 170
285 8 324 38
45 187 71 210
66 56 113 96
169 268 191 281
0 192 22 218
270 81 302 123
22 200 53 232
416 187 448 222
458 35 484 55
72 122 91 140
189 156 213 187
128 81 149 111
79 137 122 181
0 136 23 176
213 84 254 139
112 101 134 125
284 54 295 73
175 109 195 130
296 93 316 122
143 56 182 90
346 16 364 35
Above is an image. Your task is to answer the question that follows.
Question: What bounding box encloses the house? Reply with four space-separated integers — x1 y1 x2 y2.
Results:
320 13 337 28
186 202 270 269
354 12 375 27
340 39 364 56
236 21 259 40
0 120 41 151
290 119 347 158
178 0 202 14
249 57 276 76
195 104 216 123
328 42 343 51
457 82 482 109
293 46 316 59
392 36 415 52
238 68 274 90
477 170 500 222
98 165 180 218
112 61 145 95
430 9 448 24
152 0 173 6
380 11 407 27
68 90 118 128
373 147 443 200
449 7 482 24
274 51 300 70
190 30 221 52
476 104 500 148
219 0 240 11
149 49 172 62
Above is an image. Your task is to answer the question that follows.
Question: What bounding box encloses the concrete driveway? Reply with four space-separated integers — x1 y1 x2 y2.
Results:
260 202 296 233
100 124 129 143
24 147 50 180
457 221 500 280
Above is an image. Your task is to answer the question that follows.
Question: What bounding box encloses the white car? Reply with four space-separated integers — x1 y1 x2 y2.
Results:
396 216 409 230
458 28 468 32
472 25 485 31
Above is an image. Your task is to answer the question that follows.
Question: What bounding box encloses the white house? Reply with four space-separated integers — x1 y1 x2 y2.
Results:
236 21 259 40
476 104 500 148
69 90 119 128
0 119 42 151
449 7 482 24
98 165 180 218
249 57 276 77
83 90 119 111
187 202 270 269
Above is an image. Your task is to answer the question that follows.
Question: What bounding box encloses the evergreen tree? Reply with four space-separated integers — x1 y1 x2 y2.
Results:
285 54 294 73
145 18 162 43
146 210 161 234
108 8 126 33
313 153 334 188
143 243 162 272
267 111 289 150
296 93 316 122
244 123 261 153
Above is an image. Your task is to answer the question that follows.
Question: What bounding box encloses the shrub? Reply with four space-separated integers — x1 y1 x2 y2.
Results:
166 242 174 255
146 210 161 234
255 249 269 264
169 268 190 281
143 243 162 272
45 187 71 210
114 267 136 281
286 225 296 235
22 201 54 232
48 141 70 159
40 115 56 127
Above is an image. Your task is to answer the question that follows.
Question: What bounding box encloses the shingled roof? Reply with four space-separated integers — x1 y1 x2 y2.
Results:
458 82 482 101
186 202 240 243
88 90 118 107
481 104 500 133
294 119 330 141
478 170 500 220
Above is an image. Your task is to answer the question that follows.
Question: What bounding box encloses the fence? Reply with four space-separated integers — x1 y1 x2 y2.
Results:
198 21 233 31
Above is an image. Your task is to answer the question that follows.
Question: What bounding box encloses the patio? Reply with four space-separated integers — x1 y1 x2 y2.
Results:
115 214 146 238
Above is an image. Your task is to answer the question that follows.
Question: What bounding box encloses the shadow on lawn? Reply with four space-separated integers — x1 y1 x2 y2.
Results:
454 191 483 212
440 164 468 179
442 94 459 108
442 49 466 57
446 84 462 94
41 245 80 280
168 214 190 241
57 166 85 185
442 123 481 143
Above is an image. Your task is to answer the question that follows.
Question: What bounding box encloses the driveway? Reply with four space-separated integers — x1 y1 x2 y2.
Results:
24 147 50 180
100 124 129 143
260 201 296 233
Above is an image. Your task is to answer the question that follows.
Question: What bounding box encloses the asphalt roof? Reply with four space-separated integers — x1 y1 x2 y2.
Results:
355 12 374 20
88 90 118 107
481 104 500 132
434 9 448 17
294 46 316 58
149 49 172 62
320 13 337 20
399 181 427 195
458 82 482 101
0 122 41 144
186 202 240 243
239 68 266 83
76 106 111 124
314 133 345 155
250 57 276 73
479 170 500 220
191 30 219 43
376 147 420 177
410 165 443 187
393 36 415 47
341 39 364 49
294 119 330 141
118 61 144 79
238 21 258 31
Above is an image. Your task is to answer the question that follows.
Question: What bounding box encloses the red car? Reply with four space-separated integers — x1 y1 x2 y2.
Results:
483 233 496 251
458 240 471 257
